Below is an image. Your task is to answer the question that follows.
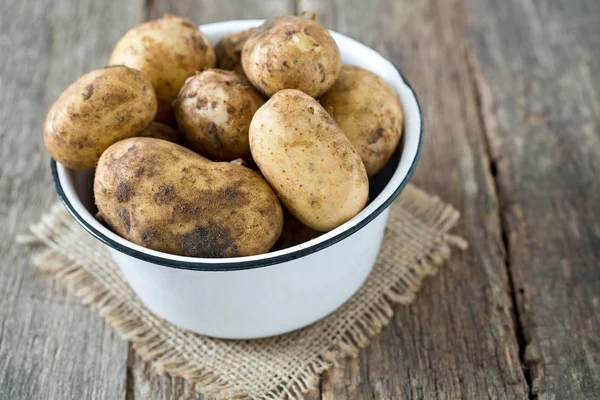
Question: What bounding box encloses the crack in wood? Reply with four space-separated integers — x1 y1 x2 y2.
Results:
144 0 155 21
293 0 301 16
502 219 534 399
463 38 534 399
126 345 136 400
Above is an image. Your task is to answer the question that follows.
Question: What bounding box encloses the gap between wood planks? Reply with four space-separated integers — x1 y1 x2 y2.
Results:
144 0 155 21
463 29 534 400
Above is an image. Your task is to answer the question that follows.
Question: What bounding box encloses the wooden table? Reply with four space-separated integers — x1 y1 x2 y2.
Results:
2 0 599 398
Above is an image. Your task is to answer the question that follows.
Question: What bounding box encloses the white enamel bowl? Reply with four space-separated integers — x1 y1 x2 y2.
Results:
51 19 423 339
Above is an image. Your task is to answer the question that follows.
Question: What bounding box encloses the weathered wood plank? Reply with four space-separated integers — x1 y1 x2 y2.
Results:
150 0 295 21
127 2 298 399
0 0 144 398
299 0 529 398
463 0 600 397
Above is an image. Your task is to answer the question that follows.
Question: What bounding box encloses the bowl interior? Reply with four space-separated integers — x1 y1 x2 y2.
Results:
54 19 422 269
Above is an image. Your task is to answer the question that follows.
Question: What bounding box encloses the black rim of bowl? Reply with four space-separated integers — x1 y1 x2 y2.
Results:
50 67 423 272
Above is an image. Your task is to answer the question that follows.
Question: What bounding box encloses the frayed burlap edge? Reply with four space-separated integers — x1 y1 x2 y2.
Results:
17 183 466 400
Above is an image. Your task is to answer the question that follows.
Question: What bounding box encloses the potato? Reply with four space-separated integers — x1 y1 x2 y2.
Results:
250 89 368 231
138 121 180 143
215 28 257 77
320 65 404 178
94 138 283 258
43 66 157 170
273 210 322 250
109 14 216 125
173 69 265 162
242 16 341 97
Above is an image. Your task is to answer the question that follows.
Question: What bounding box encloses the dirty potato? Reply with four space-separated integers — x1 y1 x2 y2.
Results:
174 69 265 162
320 65 404 178
138 121 180 143
94 138 283 258
250 89 368 232
215 28 257 77
109 14 216 125
43 66 157 170
242 16 341 97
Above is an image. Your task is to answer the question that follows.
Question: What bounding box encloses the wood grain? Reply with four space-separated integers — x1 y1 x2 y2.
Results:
149 0 295 22
298 0 529 398
463 0 600 397
0 0 145 399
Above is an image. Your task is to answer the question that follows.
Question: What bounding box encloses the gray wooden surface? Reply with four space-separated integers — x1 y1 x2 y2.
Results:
1 0 599 399
0 0 142 399
464 0 600 397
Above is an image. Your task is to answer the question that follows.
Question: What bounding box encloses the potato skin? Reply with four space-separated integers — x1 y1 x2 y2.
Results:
174 69 265 162
109 14 216 125
250 89 369 232
138 121 180 143
320 66 404 178
43 66 157 170
215 28 257 77
242 16 341 97
94 138 283 258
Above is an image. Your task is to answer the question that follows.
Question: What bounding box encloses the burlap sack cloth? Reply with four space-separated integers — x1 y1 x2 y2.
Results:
18 183 466 400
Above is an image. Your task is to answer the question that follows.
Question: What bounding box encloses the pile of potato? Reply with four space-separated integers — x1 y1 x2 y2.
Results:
43 14 404 258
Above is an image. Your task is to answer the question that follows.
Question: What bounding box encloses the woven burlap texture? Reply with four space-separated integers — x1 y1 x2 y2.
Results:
18 183 466 400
